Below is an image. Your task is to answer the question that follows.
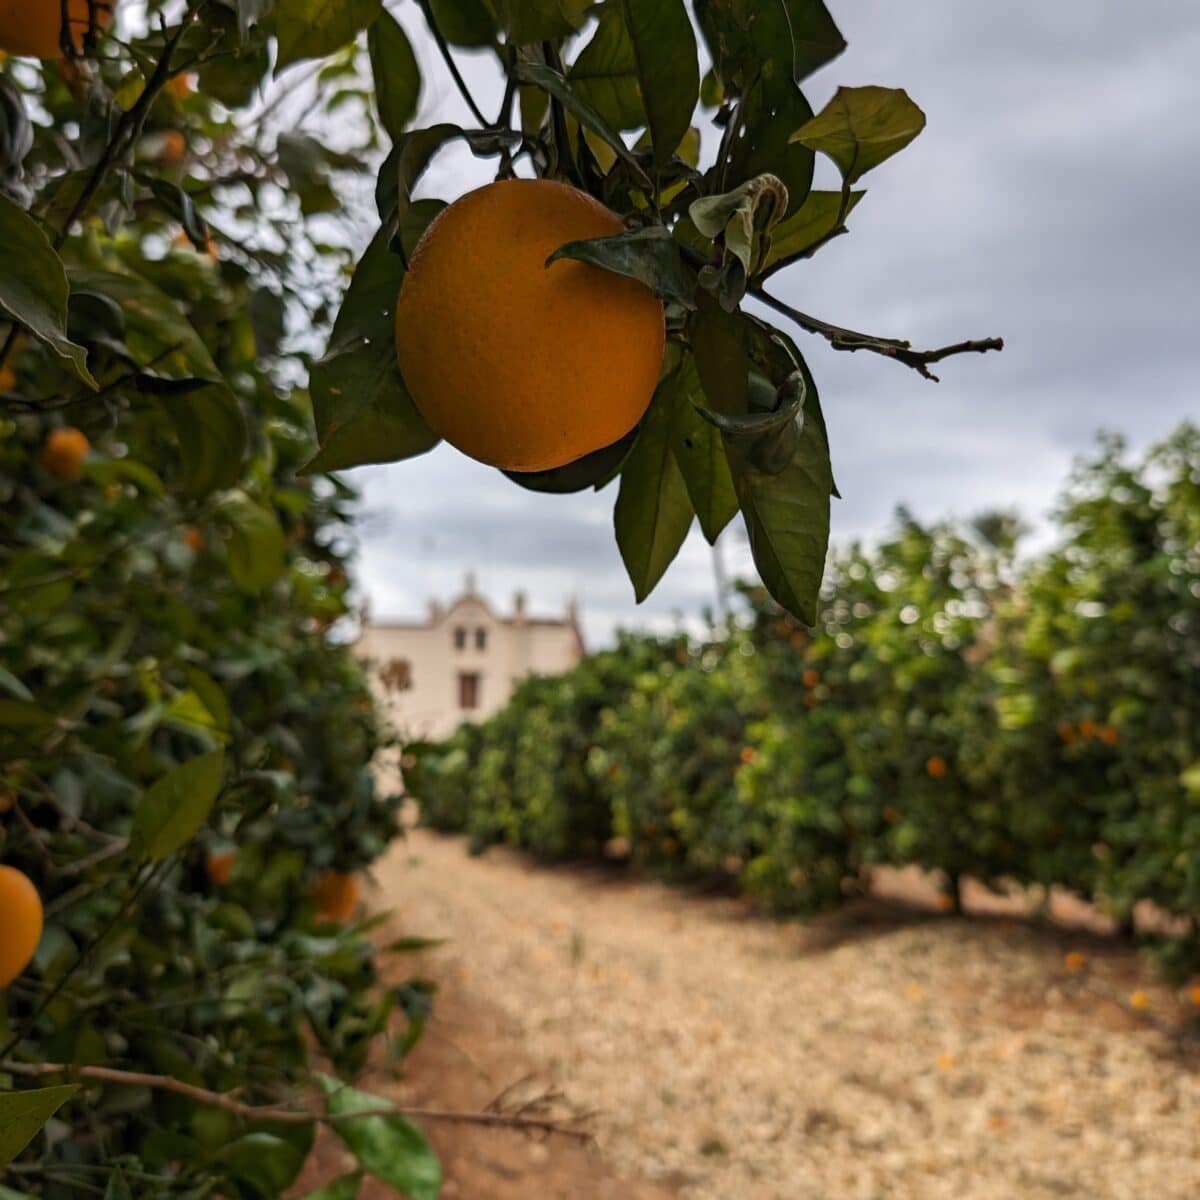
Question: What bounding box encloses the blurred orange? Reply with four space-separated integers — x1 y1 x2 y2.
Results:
1063 951 1087 973
739 746 756 765
802 668 820 688
1129 990 1151 1011
925 755 948 780
205 851 235 886
314 871 360 922
1078 719 1098 740
183 525 205 553
42 427 90 479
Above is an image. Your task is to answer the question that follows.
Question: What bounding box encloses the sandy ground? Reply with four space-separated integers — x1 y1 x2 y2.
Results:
324 829 1200 1200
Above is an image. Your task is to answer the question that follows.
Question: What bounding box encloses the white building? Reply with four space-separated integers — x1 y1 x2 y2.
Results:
357 575 585 741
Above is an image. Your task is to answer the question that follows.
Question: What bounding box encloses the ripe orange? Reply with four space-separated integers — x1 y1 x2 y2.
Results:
395 179 665 473
0 865 43 988
925 755 948 780
0 365 15 392
739 746 756 765
802 669 820 688
183 525 205 553
42 427 90 479
168 72 195 99
159 130 187 163
0 0 113 59
205 850 235 886
1129 989 1151 1011
1189 984 1200 1007
1063 951 1087 973
1097 724 1119 746
1077 719 1097 740
314 871 360 923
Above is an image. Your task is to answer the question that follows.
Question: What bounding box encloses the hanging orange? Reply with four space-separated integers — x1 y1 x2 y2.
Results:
0 0 113 60
314 871 360 923
0 865 43 988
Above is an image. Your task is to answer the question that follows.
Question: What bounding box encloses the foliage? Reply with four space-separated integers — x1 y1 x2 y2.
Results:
0 5 441 1194
410 428 1200 970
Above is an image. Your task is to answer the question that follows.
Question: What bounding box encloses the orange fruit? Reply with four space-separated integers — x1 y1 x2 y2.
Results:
0 365 15 392
168 72 194 99
1077 719 1097 740
0 791 14 813
1063 951 1086 973
42 427 90 479
1097 724 1119 746
314 871 360 923
395 179 665 473
1129 990 1151 1011
934 892 956 912
925 755 948 780
159 130 187 162
739 746 756 765
205 850 235 886
0 865 43 988
1189 984 1200 1007
0 0 113 59
802 669 820 688
183 525 205 553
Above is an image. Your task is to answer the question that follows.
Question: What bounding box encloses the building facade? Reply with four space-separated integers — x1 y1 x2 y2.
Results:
357 576 585 741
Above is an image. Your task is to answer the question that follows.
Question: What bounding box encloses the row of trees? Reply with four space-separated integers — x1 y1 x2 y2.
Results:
411 426 1200 975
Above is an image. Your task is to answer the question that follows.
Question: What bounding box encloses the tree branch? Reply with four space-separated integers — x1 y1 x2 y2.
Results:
3 1063 593 1140
415 0 490 129
751 286 1004 382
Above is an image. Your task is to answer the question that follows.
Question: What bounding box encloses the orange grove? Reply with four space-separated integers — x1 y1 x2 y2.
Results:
395 179 665 473
0 865 43 988
314 871 360 923
0 0 113 59
42 427 90 480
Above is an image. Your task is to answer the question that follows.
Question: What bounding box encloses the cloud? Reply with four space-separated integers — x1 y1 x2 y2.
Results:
353 1 1200 643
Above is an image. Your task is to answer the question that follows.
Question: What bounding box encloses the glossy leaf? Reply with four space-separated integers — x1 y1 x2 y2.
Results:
0 1087 79 1168
547 226 695 308
790 86 926 183
615 384 695 601
759 188 865 276
567 6 643 131
218 1133 307 1196
494 0 588 43
691 292 749 417
299 1172 362 1200
274 0 382 72
129 749 225 862
368 12 421 141
102 1171 132 1200
620 0 698 166
429 0 496 46
0 194 94 387
723 74 814 216
318 1076 441 1200
306 225 439 474
217 490 286 594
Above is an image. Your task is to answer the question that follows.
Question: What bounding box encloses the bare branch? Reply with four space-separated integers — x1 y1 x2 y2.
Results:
751 286 1003 382
3 1062 594 1141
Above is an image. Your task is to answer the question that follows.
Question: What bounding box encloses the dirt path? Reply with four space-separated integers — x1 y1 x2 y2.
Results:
371 829 1200 1200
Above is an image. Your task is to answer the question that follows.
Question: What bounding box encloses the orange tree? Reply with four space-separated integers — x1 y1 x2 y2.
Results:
0 0 1003 1191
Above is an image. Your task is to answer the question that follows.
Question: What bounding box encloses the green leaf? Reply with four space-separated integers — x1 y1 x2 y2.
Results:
305 225 439 474
428 0 496 46
690 175 788 301
0 1086 80 1167
216 490 286 593
274 0 382 72
0 195 94 387
299 1172 362 1200
691 291 748 417
547 227 694 308
0 699 55 729
517 62 649 183
620 0 698 166
790 86 926 183
129 749 225 862
103 1170 133 1200
318 1075 442 1200
782 0 846 81
723 73 814 216
219 1132 307 1196
494 0 588 43
163 388 246 495
368 12 421 141
759 188 865 277
666 355 738 544
567 6 643 131
615 383 695 601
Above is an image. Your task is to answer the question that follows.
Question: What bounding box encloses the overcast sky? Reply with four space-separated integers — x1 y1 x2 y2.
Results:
348 0 1200 646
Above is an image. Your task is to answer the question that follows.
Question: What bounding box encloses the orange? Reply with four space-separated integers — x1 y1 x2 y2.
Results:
183 525 205 553
739 746 756 765
1063 951 1086 973
0 865 43 988
159 130 187 162
934 892 956 912
0 0 113 59
1077 719 1097 740
0 791 14 813
925 755 948 780
1129 989 1150 1011
205 850 235 886
42 427 90 479
802 669 820 688
1189 984 1200 1007
0 365 15 392
168 72 194 99
1097 724 1119 746
395 179 665 473
314 871 360 922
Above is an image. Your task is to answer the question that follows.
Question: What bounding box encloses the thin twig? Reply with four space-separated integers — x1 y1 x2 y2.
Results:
751 286 1004 382
415 0 490 128
2 1063 594 1140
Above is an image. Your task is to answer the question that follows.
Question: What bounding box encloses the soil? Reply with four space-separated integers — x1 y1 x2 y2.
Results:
301 829 1200 1199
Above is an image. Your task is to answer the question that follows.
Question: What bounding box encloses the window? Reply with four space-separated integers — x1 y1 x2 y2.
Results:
475 627 487 651
458 672 481 711
453 626 466 650
379 658 411 692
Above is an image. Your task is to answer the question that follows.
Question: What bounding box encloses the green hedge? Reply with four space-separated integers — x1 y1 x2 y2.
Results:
409 426 1200 970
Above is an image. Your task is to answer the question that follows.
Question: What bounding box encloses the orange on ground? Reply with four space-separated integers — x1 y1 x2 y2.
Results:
925 755 948 780
395 179 665 473
0 0 112 59
0 791 13 813
934 892 956 912
205 851 235 886
314 871 360 923
1190 984 1200 1007
0 865 43 988
42 427 90 480
1064 951 1087 972
1129 990 1151 1011
183 525 205 553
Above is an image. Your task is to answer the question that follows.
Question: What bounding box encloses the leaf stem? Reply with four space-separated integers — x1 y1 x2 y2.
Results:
415 0 490 129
